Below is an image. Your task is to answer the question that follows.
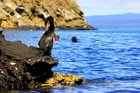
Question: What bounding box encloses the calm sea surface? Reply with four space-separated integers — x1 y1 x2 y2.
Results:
3 27 140 93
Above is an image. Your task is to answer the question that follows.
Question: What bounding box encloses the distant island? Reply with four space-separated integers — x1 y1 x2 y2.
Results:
85 13 140 28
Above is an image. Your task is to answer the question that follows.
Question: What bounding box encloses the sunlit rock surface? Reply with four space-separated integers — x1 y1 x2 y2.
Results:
40 73 86 88
0 0 94 30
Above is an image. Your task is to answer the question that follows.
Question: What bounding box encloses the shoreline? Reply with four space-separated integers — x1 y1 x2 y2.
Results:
2 25 95 31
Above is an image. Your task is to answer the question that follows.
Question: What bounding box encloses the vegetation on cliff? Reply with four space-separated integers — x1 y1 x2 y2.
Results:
0 0 94 30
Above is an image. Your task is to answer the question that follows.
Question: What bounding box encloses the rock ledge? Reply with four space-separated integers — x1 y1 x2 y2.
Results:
0 30 86 90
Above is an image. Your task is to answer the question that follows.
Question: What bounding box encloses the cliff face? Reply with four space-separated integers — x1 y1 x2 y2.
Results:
0 0 94 30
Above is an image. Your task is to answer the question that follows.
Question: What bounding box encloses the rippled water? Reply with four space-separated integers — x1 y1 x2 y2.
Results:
3 28 140 93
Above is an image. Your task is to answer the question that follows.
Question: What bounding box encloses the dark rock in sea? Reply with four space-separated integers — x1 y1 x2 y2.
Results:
0 29 86 90
0 31 58 89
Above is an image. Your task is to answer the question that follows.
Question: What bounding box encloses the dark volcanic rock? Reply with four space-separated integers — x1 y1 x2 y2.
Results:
0 31 58 89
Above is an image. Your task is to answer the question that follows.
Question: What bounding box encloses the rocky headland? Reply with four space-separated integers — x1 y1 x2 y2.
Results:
0 0 94 30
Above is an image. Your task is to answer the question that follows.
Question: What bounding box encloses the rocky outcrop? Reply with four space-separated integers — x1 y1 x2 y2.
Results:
0 0 94 30
0 30 58 89
0 30 86 90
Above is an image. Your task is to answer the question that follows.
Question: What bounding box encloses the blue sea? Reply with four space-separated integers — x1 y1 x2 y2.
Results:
3 27 140 93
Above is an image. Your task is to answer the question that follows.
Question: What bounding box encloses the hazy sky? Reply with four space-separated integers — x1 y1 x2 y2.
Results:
76 0 140 16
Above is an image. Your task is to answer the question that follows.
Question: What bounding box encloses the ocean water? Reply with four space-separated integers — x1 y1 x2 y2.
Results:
3 27 140 93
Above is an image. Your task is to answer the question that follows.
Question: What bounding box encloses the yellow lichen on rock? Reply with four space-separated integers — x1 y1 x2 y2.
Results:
40 73 86 88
